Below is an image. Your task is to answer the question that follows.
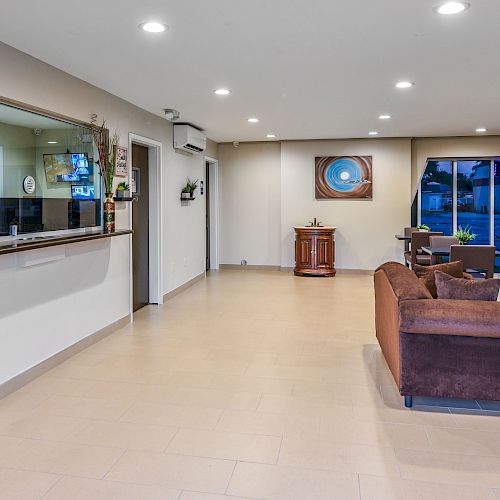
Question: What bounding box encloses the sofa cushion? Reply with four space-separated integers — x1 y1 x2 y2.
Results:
435 271 500 301
413 261 464 298
375 262 432 302
400 299 500 338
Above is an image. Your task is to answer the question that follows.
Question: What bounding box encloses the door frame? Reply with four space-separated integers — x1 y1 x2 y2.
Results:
204 156 219 270
129 133 163 310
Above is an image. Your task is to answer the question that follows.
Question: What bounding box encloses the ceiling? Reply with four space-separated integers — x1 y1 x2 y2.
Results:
1 0 499 143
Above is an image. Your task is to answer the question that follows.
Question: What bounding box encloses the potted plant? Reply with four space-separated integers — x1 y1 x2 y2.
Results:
181 178 198 199
417 224 431 232
115 181 130 199
90 116 119 232
454 225 476 245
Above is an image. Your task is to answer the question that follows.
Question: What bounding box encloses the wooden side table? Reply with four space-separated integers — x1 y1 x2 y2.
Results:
294 226 336 276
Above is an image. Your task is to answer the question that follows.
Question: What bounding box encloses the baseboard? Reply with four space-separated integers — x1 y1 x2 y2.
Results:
163 272 205 301
335 268 374 275
0 315 131 400
219 264 281 271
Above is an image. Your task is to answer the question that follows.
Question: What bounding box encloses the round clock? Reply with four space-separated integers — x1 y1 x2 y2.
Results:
23 175 36 195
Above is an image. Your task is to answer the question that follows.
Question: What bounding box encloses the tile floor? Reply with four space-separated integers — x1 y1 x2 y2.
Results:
0 270 499 499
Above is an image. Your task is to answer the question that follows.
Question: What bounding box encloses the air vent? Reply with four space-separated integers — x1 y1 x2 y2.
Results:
173 124 207 154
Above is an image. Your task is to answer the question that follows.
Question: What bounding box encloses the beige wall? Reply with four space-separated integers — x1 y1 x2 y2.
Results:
411 136 500 197
218 139 412 271
281 139 412 270
218 142 281 266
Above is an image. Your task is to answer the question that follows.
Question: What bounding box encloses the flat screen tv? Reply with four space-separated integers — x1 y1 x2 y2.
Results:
71 185 95 200
44 153 90 183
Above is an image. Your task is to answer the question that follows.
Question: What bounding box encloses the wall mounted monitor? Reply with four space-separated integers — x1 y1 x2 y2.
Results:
71 185 95 200
44 153 89 183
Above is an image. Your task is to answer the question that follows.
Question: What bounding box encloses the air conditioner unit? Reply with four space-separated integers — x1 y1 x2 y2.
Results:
173 124 206 154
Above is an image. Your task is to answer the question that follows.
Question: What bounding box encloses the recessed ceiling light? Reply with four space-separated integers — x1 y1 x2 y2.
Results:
139 22 167 33
475 127 488 133
379 114 391 120
266 134 276 138
47 141 57 144
435 2 469 15
214 89 231 96
395 81 414 89
247 118 259 123
368 131 379 136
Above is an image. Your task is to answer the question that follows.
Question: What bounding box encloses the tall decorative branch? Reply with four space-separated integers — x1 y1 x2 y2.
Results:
90 114 119 194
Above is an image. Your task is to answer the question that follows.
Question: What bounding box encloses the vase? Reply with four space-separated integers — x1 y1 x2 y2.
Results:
103 192 115 233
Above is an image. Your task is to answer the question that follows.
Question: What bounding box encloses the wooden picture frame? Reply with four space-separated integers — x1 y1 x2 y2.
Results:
115 146 128 177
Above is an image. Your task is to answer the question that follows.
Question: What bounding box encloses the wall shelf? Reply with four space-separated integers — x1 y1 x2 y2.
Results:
113 196 135 202
180 197 195 201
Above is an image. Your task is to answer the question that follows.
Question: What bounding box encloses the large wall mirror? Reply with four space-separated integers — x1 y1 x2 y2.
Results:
0 100 101 237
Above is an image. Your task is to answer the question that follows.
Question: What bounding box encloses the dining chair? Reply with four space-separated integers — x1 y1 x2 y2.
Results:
449 245 496 279
428 235 459 265
406 231 443 268
403 227 418 266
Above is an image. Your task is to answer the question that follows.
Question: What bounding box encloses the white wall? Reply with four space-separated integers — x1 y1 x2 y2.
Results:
281 139 412 270
0 42 215 384
218 142 281 266
218 139 412 271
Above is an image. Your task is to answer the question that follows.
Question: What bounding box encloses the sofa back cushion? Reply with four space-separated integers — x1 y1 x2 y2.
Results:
414 261 464 298
375 262 432 302
435 271 500 301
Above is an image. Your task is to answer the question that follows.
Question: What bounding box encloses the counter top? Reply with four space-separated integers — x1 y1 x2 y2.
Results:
294 226 337 230
0 230 132 256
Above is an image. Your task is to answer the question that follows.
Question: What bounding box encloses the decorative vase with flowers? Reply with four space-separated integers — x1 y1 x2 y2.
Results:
90 116 119 233
454 225 476 245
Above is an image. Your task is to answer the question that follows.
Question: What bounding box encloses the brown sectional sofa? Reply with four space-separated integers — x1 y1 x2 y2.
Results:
374 262 500 408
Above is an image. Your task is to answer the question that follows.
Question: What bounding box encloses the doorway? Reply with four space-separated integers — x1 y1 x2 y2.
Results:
132 144 149 311
128 133 163 314
205 156 219 270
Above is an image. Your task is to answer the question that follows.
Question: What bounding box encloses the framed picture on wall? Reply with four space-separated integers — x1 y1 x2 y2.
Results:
315 156 373 199
131 167 140 196
115 146 128 177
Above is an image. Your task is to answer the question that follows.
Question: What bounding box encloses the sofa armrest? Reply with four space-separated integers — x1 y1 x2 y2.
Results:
400 299 500 338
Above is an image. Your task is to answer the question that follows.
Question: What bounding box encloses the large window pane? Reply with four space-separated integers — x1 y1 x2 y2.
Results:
420 160 453 235
457 160 490 245
495 159 500 271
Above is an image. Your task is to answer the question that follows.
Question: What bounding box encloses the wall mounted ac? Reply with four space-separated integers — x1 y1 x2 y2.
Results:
173 124 206 154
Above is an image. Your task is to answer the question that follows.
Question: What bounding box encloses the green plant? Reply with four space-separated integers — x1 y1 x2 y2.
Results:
116 182 129 191
454 225 476 245
182 178 199 196
417 224 431 231
90 115 119 194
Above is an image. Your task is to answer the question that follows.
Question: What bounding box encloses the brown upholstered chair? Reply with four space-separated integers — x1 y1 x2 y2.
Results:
405 231 443 268
428 235 459 265
450 245 496 279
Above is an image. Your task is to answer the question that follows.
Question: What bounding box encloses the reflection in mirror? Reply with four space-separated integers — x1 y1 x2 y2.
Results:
0 103 101 236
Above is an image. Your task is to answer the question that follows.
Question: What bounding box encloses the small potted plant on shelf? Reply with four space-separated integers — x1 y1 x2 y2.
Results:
454 225 476 245
115 181 130 199
417 224 431 232
181 178 198 200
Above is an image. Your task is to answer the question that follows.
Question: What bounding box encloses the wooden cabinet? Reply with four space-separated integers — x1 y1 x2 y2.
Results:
294 226 336 277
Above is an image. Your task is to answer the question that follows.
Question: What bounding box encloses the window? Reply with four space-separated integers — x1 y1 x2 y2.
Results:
419 158 499 270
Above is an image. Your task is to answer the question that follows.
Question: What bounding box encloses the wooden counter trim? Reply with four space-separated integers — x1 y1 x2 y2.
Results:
0 230 132 256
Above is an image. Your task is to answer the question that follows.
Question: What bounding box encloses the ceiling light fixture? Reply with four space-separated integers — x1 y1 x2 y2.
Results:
214 89 231 96
369 131 379 136
475 127 488 133
47 141 57 144
139 22 167 33
266 134 276 138
395 81 414 89
379 114 391 120
435 2 469 15
247 118 259 123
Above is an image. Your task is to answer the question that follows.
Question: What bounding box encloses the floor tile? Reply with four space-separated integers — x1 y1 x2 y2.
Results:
43 476 180 500
227 461 359 500
106 450 235 493
167 428 281 463
0 468 59 500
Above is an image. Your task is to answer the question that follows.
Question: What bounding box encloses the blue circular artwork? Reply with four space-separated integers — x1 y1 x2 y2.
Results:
325 158 362 193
